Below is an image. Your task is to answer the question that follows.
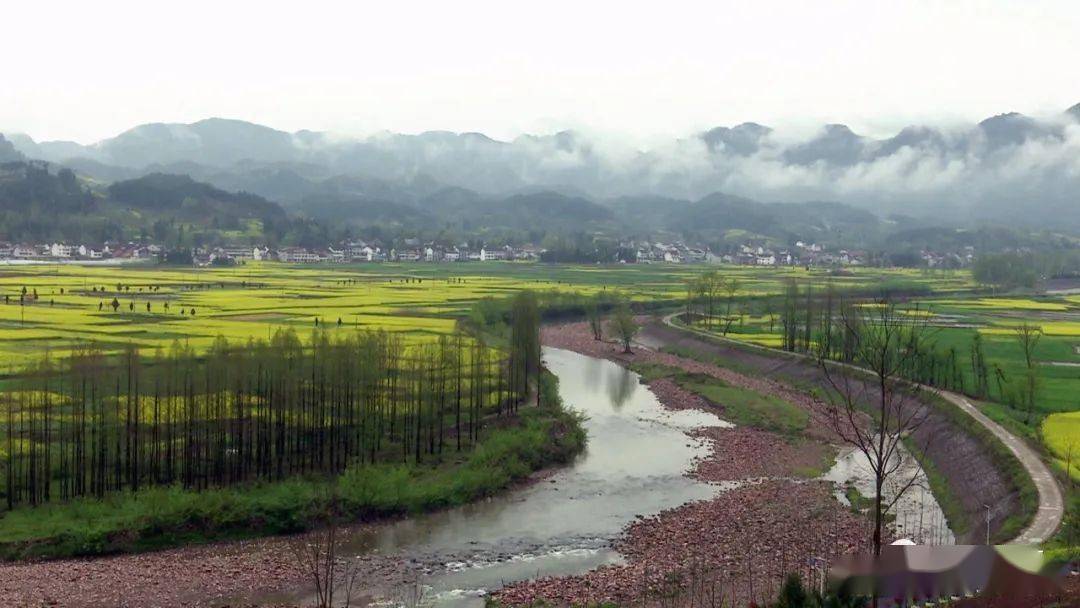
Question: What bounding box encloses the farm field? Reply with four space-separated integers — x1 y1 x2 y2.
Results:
686 279 1080 542
1043 411 1080 482
0 261 969 369
709 293 1080 416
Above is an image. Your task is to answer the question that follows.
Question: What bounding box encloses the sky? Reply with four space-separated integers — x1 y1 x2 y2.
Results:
4 0 1079 144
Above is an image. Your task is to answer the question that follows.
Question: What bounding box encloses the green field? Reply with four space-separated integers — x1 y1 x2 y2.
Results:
0 260 1076 552
681 272 1080 546
0 262 969 368
1044 411 1080 481
698 293 1080 417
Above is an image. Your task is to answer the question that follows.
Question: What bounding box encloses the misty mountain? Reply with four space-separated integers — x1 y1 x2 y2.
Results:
700 123 771 155
296 187 615 235
100 118 303 167
783 124 868 165
0 135 23 162
0 163 301 244
483 191 613 230
297 193 433 227
6 101 1080 229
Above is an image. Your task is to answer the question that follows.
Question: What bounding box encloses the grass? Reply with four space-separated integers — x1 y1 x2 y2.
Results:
0 261 1068 548
903 435 970 538
843 483 874 514
0 370 586 561
682 376 809 435
628 362 808 436
665 314 1038 544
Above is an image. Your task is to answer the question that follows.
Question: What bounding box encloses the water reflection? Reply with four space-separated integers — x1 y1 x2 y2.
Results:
605 363 639 409
269 348 726 607
824 447 955 546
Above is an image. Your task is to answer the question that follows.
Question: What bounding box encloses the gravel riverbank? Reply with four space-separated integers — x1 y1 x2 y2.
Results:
0 523 413 607
2 320 864 608
491 322 871 606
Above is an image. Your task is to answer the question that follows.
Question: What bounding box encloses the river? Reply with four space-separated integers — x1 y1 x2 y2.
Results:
242 345 951 607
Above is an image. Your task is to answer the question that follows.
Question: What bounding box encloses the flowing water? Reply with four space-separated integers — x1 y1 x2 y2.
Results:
244 347 727 607
242 346 951 607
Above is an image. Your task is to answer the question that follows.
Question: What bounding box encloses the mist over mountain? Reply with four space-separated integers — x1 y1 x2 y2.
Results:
0 135 24 163
5 103 1080 230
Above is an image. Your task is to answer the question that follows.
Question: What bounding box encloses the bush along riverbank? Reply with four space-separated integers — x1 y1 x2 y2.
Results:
0 369 586 561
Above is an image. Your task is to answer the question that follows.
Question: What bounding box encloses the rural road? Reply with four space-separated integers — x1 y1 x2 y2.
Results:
656 312 1064 545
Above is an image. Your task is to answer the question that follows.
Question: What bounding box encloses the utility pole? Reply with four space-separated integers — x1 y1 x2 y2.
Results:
984 504 992 545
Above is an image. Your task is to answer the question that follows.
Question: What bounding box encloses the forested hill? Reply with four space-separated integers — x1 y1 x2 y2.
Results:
0 159 1070 259
0 162 290 244
108 173 287 224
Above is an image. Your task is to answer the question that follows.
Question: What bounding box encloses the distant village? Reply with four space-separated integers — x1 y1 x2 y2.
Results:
0 239 975 269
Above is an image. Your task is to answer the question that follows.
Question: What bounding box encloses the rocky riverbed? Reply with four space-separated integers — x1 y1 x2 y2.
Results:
0 523 413 607
1 320 889 607
491 322 874 606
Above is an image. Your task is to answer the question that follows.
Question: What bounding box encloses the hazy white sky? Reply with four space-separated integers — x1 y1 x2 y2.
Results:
4 0 1079 144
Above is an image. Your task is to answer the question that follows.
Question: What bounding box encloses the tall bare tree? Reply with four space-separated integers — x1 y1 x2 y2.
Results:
586 292 604 340
610 298 639 354
289 488 363 608
720 277 741 335
1012 322 1042 424
816 297 938 556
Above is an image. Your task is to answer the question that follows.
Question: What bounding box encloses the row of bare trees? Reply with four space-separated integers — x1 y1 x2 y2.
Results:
683 272 1013 555
2 293 543 510
686 275 1044 422
685 271 742 335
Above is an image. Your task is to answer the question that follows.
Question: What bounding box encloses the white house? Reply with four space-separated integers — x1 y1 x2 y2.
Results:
50 243 75 258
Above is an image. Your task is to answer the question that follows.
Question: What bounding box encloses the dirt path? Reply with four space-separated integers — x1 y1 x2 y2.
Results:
657 313 1064 544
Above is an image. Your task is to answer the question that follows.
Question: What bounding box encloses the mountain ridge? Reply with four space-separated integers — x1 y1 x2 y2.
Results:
5 100 1080 229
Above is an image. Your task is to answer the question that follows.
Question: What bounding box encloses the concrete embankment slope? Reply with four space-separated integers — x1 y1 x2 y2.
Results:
645 314 1062 544
934 390 1063 544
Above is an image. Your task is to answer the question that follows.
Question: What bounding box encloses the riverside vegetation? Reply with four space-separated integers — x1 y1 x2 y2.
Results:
683 270 1076 550
0 260 1075 561
0 290 590 560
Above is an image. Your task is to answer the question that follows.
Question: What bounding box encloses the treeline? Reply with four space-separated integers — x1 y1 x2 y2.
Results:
684 272 1039 413
973 249 1080 289
538 233 637 264
773 280 1030 404
2 294 542 509
973 252 1040 289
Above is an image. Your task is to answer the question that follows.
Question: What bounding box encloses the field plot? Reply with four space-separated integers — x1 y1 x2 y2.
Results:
696 288 1080 415
1043 411 1080 481
0 262 968 369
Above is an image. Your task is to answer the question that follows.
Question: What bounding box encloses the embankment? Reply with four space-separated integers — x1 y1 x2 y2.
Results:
645 316 1038 543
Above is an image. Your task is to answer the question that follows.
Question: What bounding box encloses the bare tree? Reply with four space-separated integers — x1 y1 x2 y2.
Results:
763 297 779 333
816 297 938 557
610 299 639 354
1012 322 1042 424
586 293 604 340
721 277 741 335
289 489 363 608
